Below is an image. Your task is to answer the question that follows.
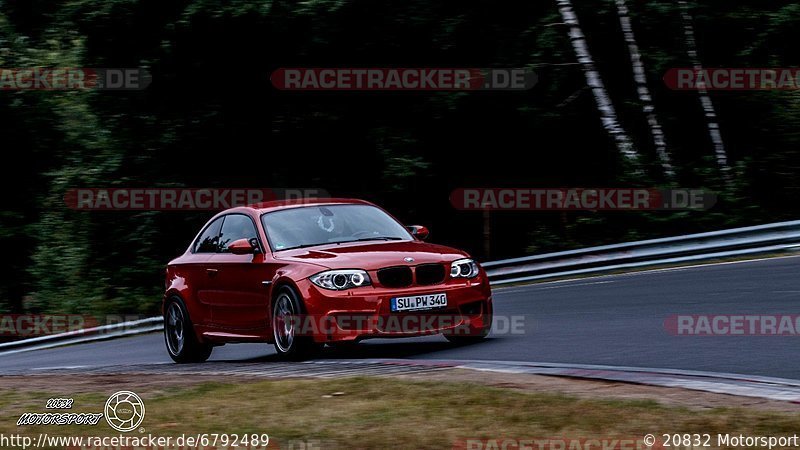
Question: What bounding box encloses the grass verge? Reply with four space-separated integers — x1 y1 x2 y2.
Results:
1 377 799 449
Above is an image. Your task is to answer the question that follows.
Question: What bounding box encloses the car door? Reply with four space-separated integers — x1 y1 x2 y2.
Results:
205 213 274 332
188 216 225 329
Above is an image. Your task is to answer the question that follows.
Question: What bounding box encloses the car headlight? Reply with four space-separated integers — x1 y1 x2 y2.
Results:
310 270 372 290
450 258 480 279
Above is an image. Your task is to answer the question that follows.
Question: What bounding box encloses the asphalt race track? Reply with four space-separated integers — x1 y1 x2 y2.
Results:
2 256 799 379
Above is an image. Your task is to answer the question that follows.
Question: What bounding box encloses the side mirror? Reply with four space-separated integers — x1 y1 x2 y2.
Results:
228 238 257 255
407 225 430 241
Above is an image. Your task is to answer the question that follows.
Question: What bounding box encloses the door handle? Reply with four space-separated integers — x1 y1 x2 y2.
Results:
206 268 219 277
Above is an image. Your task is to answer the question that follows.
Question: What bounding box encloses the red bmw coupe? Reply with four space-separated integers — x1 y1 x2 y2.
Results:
163 199 493 362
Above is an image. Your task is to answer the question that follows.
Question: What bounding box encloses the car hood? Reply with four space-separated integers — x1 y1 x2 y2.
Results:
272 240 469 271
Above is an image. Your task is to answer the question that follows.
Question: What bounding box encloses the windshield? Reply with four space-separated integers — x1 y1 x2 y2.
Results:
261 204 413 251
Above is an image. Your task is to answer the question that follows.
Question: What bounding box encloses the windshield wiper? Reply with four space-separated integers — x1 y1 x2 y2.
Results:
348 236 404 243
278 236 403 251
277 243 328 251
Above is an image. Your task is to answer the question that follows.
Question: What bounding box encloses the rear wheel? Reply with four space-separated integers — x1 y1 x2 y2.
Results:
272 286 322 360
164 297 213 363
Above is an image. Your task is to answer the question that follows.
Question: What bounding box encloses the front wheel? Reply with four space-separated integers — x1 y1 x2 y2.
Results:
164 297 213 363
445 304 492 344
272 286 323 360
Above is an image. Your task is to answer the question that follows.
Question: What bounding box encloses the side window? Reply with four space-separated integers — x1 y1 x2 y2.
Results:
194 217 224 253
219 214 258 252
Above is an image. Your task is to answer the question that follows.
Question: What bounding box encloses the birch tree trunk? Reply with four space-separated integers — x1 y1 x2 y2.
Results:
555 0 641 168
616 0 674 178
679 1 731 178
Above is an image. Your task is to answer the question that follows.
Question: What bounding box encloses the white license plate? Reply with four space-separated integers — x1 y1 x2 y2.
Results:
390 293 447 312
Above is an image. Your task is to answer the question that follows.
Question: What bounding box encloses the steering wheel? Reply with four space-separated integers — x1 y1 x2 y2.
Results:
351 230 377 239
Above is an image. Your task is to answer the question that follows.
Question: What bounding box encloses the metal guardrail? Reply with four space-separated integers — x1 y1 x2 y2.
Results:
0 317 163 355
484 219 800 285
2 220 800 354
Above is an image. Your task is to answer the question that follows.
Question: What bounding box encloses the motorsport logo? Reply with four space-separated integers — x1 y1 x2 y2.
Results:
104 391 146 432
17 391 145 433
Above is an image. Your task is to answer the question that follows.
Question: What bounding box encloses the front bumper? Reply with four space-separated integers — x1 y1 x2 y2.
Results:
294 273 493 343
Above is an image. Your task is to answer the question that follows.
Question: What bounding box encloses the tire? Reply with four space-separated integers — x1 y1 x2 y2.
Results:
444 332 489 345
445 305 492 345
164 296 213 363
326 340 359 349
272 286 323 360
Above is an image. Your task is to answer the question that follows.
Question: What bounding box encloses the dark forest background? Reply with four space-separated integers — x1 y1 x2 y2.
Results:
1 0 799 316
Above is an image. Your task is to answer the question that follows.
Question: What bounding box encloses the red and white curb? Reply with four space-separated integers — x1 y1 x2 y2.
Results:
364 359 800 403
